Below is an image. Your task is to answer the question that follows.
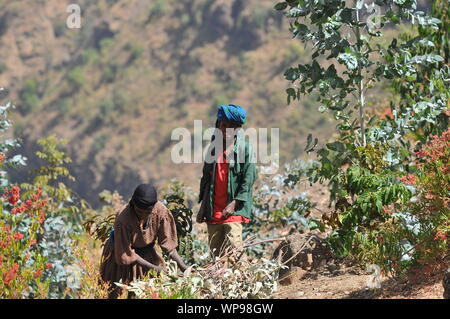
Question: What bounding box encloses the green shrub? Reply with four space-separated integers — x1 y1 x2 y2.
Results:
161 180 194 263
19 80 39 115
148 0 169 20
277 0 448 279
59 98 71 116
67 67 85 90
82 49 99 65
0 62 6 74
99 100 115 116
125 43 144 64
252 6 273 29
92 134 109 153
20 135 87 298
101 63 117 84
99 38 115 55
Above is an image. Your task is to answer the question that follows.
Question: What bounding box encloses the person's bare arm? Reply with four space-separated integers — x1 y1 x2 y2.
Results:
168 250 189 272
134 254 164 273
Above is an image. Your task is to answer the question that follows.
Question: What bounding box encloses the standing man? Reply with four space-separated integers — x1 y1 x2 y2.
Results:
196 104 257 258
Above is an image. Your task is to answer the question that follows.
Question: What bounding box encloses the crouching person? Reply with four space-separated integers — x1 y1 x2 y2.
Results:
99 184 188 298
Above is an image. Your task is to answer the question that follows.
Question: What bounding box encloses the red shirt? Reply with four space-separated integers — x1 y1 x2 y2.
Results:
207 151 250 225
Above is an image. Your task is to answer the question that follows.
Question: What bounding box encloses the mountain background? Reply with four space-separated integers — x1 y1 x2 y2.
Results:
0 0 430 207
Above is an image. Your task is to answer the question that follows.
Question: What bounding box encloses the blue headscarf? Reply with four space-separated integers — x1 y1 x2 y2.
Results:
217 104 247 125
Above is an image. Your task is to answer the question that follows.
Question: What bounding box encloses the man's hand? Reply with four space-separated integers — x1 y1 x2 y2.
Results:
196 213 206 223
222 200 237 218
196 200 206 223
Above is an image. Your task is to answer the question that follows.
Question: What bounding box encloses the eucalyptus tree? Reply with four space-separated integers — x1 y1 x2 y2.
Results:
275 0 448 267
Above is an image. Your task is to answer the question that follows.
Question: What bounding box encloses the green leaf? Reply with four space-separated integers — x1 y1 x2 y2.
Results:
433 54 444 62
337 53 358 70
326 141 345 152
274 2 288 11
368 115 377 125
305 134 318 153
339 8 354 23
306 133 312 148
286 7 304 18
375 198 382 213
286 88 296 96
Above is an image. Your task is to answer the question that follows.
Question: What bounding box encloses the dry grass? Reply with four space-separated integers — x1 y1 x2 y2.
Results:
72 233 130 299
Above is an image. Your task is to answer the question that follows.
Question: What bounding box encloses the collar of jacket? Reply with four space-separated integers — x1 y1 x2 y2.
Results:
212 129 245 169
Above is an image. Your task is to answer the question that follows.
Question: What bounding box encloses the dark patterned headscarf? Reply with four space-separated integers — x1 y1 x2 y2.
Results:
130 184 157 210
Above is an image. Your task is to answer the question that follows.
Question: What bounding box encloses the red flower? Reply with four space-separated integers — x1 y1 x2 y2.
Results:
45 263 52 270
425 193 436 200
3 264 19 286
25 200 33 208
434 231 447 241
398 174 416 185
0 241 6 249
7 186 21 205
11 206 26 215
13 232 24 241
413 149 427 158
39 210 46 224
8 195 19 206
382 205 393 215
30 239 37 246
381 108 393 120
32 188 43 202
0 255 3 267
3 188 9 197
0 154 4 162
33 269 43 279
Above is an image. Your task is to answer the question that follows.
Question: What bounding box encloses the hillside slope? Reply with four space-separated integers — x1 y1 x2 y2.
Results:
0 0 395 205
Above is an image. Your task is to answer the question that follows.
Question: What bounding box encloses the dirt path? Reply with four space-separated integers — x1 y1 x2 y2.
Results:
274 263 447 299
271 181 447 299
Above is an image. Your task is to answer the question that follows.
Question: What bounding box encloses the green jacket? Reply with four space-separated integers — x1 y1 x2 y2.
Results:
198 130 257 221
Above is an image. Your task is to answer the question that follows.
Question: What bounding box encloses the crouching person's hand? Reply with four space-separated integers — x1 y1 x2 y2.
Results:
169 250 189 272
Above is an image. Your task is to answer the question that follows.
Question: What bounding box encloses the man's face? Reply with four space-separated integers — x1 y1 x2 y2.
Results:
218 120 240 141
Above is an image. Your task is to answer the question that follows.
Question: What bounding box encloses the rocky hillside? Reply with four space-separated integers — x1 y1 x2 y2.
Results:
0 0 398 205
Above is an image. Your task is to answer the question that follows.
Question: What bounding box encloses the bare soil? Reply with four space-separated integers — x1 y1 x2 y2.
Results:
274 259 448 299
271 181 448 299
